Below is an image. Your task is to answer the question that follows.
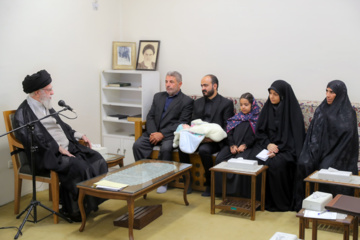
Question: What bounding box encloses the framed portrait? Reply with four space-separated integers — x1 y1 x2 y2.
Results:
112 42 136 70
136 40 160 71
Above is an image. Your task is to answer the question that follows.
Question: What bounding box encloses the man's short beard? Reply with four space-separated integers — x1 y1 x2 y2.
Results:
39 91 52 110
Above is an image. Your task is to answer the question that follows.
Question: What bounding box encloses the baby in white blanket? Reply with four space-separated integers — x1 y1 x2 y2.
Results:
173 119 227 154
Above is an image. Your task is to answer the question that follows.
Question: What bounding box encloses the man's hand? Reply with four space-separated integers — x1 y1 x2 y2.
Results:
59 146 75 157
81 135 92 148
149 132 164 145
238 144 247 153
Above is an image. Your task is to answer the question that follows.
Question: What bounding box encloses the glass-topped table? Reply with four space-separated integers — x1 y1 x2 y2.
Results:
77 159 192 240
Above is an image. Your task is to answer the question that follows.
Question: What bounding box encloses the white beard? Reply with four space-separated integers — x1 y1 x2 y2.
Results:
39 91 53 110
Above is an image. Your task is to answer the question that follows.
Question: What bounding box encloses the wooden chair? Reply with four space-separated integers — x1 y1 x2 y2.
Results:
3 110 60 224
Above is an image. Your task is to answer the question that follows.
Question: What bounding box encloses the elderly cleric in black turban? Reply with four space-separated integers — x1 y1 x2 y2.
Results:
22 70 52 94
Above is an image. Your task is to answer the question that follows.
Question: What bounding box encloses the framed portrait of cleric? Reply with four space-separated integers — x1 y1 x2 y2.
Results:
136 40 160 71
112 42 136 70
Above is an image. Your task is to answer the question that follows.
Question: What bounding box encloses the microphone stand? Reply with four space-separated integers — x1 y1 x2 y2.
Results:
0 108 73 239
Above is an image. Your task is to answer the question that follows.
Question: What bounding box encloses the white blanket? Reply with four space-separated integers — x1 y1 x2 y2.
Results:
173 119 227 154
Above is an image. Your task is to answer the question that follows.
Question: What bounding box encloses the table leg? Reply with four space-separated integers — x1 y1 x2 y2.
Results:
127 198 135 240
211 171 215 214
305 182 310 197
312 219 318 240
299 217 305 240
78 190 86 232
353 216 358 240
222 173 226 201
344 224 349 240
261 170 266 211
183 170 189 206
314 183 319 192
251 175 256 221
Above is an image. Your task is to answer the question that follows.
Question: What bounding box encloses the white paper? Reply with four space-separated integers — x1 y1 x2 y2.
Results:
303 210 347 220
256 149 269 161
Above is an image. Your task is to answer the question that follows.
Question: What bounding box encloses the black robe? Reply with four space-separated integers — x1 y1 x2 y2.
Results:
215 121 255 195
239 80 305 211
14 100 108 216
294 80 359 211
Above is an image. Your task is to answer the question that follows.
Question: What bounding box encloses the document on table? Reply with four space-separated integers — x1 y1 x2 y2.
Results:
94 179 128 191
303 209 347 220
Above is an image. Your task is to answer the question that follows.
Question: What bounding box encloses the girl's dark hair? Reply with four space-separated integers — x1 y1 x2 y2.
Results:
240 92 254 105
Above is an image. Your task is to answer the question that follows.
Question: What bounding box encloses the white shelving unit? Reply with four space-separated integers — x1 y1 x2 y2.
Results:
100 70 160 166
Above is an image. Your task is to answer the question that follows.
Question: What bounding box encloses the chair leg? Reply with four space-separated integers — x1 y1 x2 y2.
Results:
50 171 59 224
49 183 52 201
14 177 22 214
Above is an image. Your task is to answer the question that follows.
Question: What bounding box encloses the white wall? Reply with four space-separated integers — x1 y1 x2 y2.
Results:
120 0 360 102
0 0 122 205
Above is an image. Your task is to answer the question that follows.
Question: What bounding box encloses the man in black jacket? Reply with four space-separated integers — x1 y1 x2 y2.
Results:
179 74 234 196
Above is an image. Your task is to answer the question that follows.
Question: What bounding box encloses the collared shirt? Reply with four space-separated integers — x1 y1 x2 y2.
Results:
203 94 219 122
161 90 181 120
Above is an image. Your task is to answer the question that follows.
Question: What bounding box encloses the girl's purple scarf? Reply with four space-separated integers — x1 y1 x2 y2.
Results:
226 99 260 133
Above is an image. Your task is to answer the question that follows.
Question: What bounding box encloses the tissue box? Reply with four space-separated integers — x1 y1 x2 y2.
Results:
227 158 258 170
318 169 352 183
269 232 298 240
92 146 108 158
302 191 333 211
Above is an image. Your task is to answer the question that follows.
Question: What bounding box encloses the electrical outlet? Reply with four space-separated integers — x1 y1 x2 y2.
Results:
8 160 13 169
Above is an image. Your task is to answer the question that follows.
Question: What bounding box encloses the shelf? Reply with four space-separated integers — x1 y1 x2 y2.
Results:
103 102 142 108
103 86 142 91
103 118 135 124
103 133 135 139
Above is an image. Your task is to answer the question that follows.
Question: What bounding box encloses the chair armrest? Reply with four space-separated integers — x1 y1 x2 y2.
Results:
134 120 146 141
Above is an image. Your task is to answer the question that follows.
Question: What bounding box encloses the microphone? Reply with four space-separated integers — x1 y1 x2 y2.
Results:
58 100 75 112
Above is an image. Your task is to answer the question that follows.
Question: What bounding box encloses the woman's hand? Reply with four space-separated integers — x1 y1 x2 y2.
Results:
238 144 247 153
230 145 237 154
267 143 278 158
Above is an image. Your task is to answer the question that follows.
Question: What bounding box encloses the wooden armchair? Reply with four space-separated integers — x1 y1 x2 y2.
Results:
3 110 60 224
133 119 212 192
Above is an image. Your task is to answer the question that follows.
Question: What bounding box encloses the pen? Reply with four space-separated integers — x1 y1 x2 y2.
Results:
318 210 328 215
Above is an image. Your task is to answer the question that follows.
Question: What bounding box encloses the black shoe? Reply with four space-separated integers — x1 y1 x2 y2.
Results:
201 186 211 197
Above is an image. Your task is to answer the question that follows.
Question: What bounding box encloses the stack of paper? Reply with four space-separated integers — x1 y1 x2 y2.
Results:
269 232 298 240
94 180 128 191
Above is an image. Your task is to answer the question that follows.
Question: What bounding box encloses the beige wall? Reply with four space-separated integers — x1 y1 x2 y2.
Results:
0 0 122 205
1 0 360 205
120 0 360 102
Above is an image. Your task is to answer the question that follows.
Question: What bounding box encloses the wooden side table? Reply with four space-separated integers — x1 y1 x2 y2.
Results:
104 153 124 168
304 170 360 198
210 164 268 221
296 208 355 240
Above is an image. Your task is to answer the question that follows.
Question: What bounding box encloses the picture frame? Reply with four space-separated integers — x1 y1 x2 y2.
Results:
112 42 136 70
136 40 160 71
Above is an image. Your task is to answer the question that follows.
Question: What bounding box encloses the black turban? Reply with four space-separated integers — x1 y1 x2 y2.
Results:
22 70 52 94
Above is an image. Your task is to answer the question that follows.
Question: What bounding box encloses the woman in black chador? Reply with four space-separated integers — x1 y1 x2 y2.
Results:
241 80 305 211
294 80 359 211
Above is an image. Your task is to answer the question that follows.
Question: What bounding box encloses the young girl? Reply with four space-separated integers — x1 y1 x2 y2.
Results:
215 92 260 195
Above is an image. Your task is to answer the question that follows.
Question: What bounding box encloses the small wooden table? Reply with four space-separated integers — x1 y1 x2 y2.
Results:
77 160 192 240
296 208 356 240
304 171 360 198
104 153 124 168
210 163 268 221
325 194 360 240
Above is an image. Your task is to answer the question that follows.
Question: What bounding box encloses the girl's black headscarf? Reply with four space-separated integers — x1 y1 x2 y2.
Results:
294 80 359 211
255 80 305 160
